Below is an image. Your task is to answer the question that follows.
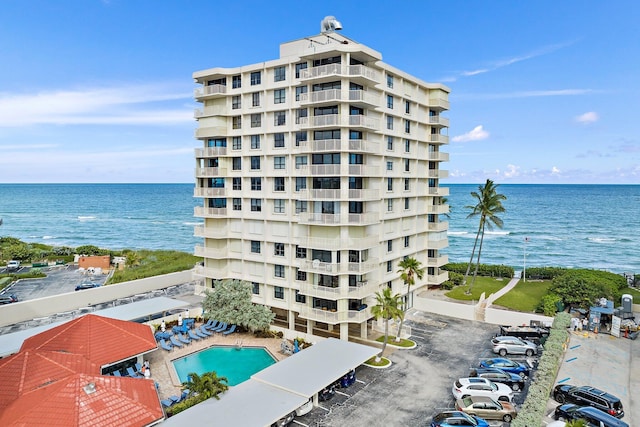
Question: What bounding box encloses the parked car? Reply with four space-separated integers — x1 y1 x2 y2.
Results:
452 377 513 402
295 399 313 416
491 336 538 356
0 294 19 305
553 385 624 418
75 282 101 291
479 358 531 379
318 385 336 401
498 324 550 344
554 404 628 427
430 410 489 427
271 411 295 427
455 395 517 422
6 260 20 271
469 367 525 391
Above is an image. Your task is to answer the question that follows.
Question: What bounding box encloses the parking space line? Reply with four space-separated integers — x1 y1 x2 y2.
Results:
355 379 366 384
335 390 349 397
292 420 309 426
316 405 329 412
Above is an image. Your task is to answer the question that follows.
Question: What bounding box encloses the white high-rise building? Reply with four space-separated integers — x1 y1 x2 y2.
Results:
192 22 449 341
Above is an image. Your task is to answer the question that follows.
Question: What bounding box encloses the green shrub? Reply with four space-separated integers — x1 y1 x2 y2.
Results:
524 266 568 280
442 262 514 278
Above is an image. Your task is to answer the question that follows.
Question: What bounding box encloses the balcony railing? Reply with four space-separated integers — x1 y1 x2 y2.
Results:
429 97 450 110
298 164 341 176
428 239 449 250
429 134 450 144
347 189 379 200
297 189 341 200
348 139 379 153
297 114 379 130
298 281 378 300
348 164 380 176
194 187 226 198
195 167 227 177
194 84 227 98
301 235 378 250
300 138 341 152
195 126 227 138
425 255 449 267
427 221 449 232
425 205 450 215
427 187 450 197
194 225 227 239
194 206 228 218
298 212 342 225
195 147 227 157
426 271 449 285
299 64 378 82
347 212 379 225
298 89 341 104
428 116 450 127
426 152 449 162
297 306 373 324
427 170 449 179
348 115 379 129
194 245 228 259
348 89 379 105
194 265 228 278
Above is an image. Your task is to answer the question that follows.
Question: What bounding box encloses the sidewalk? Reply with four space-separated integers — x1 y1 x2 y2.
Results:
485 275 520 306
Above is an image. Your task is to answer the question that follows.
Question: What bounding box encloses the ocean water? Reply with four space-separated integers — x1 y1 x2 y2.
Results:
0 183 638 273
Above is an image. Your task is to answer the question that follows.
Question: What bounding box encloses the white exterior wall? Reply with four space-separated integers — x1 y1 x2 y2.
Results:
192 32 451 340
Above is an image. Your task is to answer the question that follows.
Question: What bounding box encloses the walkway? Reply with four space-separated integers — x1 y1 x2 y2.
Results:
485 274 520 306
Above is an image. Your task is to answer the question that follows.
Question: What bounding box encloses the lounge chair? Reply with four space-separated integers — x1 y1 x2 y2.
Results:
113 370 122 377
187 330 201 340
212 322 227 332
203 319 218 330
168 394 181 403
172 325 188 334
135 363 143 372
222 324 237 335
126 366 143 378
178 334 191 345
170 335 184 348
160 339 173 351
161 399 173 408
199 326 213 336
195 328 208 338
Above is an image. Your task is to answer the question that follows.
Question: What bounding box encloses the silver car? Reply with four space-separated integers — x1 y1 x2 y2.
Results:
491 336 537 357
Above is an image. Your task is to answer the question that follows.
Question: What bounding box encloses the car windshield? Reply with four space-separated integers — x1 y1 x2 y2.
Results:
489 381 497 391
458 412 477 424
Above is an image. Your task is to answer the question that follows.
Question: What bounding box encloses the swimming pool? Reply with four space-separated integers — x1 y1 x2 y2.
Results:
173 346 277 386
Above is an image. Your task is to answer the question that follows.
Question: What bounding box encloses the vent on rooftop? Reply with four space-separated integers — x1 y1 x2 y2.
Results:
83 382 97 395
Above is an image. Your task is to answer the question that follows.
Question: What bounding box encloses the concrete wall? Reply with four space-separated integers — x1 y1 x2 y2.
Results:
0 270 194 327
413 297 477 321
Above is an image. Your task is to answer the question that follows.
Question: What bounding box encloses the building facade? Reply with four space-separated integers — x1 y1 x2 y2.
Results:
192 28 450 341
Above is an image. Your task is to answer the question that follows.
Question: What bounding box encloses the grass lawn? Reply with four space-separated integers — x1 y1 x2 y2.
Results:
445 276 510 301
375 336 415 347
364 356 391 367
621 287 640 300
494 280 552 312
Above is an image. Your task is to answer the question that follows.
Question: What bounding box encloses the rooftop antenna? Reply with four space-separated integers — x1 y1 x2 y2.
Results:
321 16 342 33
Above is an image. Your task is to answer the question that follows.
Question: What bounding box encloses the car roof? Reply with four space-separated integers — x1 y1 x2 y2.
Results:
459 377 489 385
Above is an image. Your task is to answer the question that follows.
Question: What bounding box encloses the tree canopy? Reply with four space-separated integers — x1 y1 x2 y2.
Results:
550 269 626 309
202 279 275 332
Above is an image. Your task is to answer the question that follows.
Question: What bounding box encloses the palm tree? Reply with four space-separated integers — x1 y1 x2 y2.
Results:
464 179 506 293
395 257 424 341
371 287 403 362
182 371 229 400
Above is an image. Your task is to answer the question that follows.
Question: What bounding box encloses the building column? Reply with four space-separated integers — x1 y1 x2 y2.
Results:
360 322 368 339
288 310 295 331
340 323 349 340
307 319 315 335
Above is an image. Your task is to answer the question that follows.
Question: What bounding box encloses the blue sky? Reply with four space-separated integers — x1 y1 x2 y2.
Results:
0 0 638 184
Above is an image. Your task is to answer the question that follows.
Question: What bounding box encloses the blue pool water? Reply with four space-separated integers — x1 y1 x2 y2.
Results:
173 346 277 386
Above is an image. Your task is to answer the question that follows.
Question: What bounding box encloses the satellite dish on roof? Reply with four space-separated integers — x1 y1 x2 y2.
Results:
321 16 343 33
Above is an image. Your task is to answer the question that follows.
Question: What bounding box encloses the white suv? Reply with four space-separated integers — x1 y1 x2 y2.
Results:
6 260 20 271
491 336 538 357
452 377 514 402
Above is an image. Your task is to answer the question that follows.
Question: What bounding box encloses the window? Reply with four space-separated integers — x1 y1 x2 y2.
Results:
387 240 393 252
387 260 392 272
272 156 286 170
252 282 259 295
312 153 340 164
405 139 410 153
208 198 227 209
251 177 262 190
405 119 410 133
232 116 241 129
295 108 307 124
295 156 307 169
274 88 285 104
274 66 286 82
404 197 410 209
405 100 410 114
274 133 285 148
274 111 286 126
386 161 393 171
295 200 307 213
387 178 393 191
250 156 261 170
313 55 341 66
274 177 285 191
295 177 306 191
251 241 261 253
295 131 307 146
295 62 307 78
387 74 394 88
314 129 340 140
404 178 410 191
405 158 410 172
348 177 362 189
387 198 393 211
386 116 393 130
349 105 364 116
295 85 307 101
349 201 363 214
274 285 284 298
387 95 393 109
231 75 241 89
232 95 241 109
233 198 241 211
232 177 242 190
274 242 284 256
251 114 261 128
251 71 261 85
252 92 260 107
349 153 363 164
251 198 262 211
296 246 307 258
251 134 260 149
387 136 393 150
232 157 241 170
274 266 285 279
295 289 306 302
232 137 241 150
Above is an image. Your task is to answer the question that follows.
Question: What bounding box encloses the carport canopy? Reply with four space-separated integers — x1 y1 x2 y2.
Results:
161 338 380 426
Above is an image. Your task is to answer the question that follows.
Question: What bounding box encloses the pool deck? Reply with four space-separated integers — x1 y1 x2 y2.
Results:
146 327 288 399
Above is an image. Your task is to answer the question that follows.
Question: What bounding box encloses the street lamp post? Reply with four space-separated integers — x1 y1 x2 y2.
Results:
523 237 529 282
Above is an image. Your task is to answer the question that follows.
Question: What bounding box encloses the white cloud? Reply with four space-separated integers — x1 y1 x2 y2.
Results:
575 111 599 124
551 166 561 175
0 83 194 127
452 125 489 143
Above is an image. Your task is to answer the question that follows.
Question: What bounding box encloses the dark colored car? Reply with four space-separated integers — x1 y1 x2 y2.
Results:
431 410 489 427
469 367 526 391
554 404 628 427
479 358 530 379
0 294 19 304
553 385 624 418
75 282 101 291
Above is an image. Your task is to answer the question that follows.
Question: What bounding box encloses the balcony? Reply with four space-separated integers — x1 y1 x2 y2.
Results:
194 187 226 198
301 259 339 274
298 89 341 105
297 306 373 325
428 116 450 127
347 212 379 225
348 189 379 200
427 187 449 197
300 235 378 250
194 265 228 279
298 164 341 176
427 170 449 179
348 89 379 106
194 206 228 218
195 126 227 138
348 164 380 176
428 96 450 110
298 280 378 300
297 114 379 131
195 147 227 157
298 114 340 129
425 255 449 267
429 134 450 144
298 212 342 225
194 225 227 239
297 138 341 152
348 115 379 130
426 152 449 162
426 271 449 285
194 245 228 259
427 221 449 232
297 189 341 200
428 239 449 250
195 167 227 177
348 139 379 153
425 204 450 215
194 84 227 99
299 64 378 82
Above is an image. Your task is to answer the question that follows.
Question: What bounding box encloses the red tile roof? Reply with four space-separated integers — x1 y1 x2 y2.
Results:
20 314 157 367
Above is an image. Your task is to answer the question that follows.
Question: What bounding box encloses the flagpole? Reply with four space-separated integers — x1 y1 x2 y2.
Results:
523 237 529 283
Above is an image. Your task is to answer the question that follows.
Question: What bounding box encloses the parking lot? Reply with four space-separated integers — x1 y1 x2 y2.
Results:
292 309 541 427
